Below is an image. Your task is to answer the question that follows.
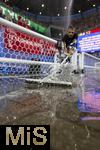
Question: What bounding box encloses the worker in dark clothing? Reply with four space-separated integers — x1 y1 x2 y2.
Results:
62 25 78 62
55 26 78 73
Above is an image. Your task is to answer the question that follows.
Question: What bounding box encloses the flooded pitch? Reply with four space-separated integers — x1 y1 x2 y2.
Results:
0 69 100 150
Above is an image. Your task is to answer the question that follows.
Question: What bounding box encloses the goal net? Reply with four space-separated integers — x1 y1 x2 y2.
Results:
78 53 100 114
79 52 100 74
0 17 72 96
95 62 100 67
83 53 100 68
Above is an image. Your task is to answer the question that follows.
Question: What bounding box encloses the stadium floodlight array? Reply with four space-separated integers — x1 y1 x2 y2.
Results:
0 17 73 94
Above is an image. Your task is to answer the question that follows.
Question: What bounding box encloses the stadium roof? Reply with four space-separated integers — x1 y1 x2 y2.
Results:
2 0 100 16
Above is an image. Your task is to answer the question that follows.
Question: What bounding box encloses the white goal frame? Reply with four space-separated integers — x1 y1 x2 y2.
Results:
0 17 72 86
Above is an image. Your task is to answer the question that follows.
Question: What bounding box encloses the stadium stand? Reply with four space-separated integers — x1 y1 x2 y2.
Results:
0 2 99 38
0 2 47 34
72 12 100 33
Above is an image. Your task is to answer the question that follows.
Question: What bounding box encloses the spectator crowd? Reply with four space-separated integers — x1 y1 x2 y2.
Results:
0 2 100 35
71 12 100 33
0 2 46 34
0 6 34 30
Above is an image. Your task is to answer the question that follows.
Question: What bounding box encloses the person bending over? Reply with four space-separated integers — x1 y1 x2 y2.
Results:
62 25 78 62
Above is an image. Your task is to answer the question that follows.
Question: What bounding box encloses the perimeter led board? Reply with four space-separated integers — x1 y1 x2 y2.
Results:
77 32 100 52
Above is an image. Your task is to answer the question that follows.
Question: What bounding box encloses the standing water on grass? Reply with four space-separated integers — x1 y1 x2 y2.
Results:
0 68 100 150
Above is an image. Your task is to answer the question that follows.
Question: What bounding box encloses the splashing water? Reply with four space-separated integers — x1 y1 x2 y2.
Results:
65 0 74 28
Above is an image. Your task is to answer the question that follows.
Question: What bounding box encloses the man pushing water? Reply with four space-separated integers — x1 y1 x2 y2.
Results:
55 25 78 74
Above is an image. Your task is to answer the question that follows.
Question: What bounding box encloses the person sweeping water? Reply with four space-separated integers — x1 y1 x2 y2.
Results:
55 25 78 73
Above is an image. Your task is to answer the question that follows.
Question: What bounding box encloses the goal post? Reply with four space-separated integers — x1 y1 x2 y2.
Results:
78 52 100 74
95 62 100 68
0 17 73 87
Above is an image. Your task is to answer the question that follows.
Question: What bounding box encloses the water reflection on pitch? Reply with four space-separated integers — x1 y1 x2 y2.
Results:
78 71 100 121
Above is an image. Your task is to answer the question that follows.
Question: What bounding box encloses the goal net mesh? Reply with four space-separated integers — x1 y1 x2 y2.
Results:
82 53 100 75
83 53 100 68
0 18 73 96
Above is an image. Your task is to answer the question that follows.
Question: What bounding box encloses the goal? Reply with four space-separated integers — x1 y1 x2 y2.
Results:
78 52 100 72
0 17 72 94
